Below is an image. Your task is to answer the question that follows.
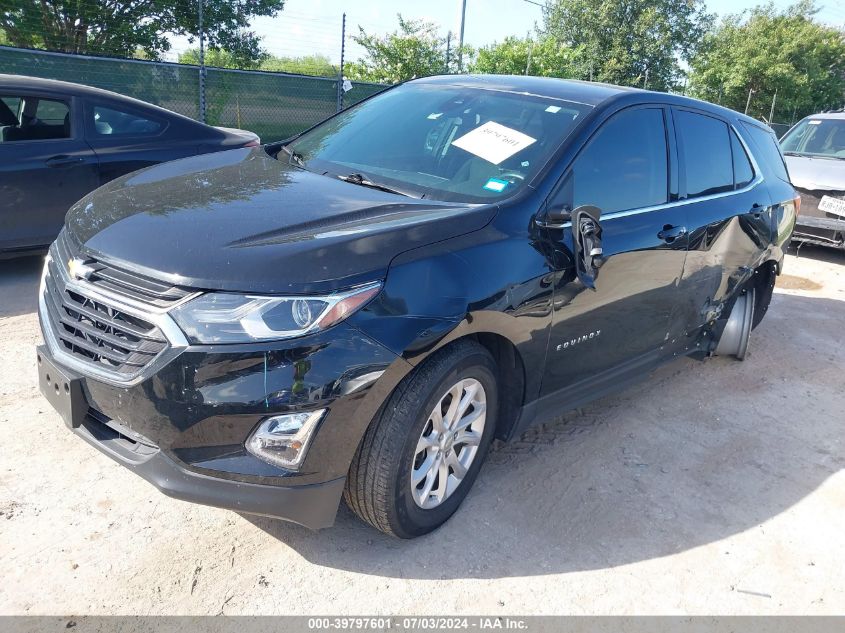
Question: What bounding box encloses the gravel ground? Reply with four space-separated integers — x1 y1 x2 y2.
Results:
0 245 843 616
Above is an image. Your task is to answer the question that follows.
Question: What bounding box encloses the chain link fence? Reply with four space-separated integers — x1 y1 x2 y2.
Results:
0 45 386 142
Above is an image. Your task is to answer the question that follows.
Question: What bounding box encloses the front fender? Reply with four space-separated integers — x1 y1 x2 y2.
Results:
348 223 555 405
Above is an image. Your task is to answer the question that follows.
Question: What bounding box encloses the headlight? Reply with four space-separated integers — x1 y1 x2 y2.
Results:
171 282 381 343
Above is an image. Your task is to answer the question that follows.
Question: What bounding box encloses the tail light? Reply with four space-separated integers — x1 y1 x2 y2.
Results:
243 139 260 148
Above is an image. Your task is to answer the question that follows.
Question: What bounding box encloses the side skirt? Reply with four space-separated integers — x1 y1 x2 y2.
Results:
507 344 699 441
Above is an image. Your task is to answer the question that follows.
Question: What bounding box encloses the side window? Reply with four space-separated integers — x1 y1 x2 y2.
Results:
92 105 163 136
0 96 70 142
0 96 21 123
34 98 70 126
675 110 733 198
742 122 790 182
731 130 754 189
568 108 668 213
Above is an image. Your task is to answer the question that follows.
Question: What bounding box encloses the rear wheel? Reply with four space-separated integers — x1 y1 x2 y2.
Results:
715 286 755 360
344 341 498 538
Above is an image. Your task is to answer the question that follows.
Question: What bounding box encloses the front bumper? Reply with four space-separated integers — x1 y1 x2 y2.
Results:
36 317 404 529
793 188 845 249
74 402 346 529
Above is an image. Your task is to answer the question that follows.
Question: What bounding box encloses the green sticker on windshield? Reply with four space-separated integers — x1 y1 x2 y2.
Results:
483 178 509 192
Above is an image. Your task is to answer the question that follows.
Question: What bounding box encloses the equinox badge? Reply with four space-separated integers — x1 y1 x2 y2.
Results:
557 330 601 351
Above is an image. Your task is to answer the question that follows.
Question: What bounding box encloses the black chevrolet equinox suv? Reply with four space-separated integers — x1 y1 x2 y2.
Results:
37 76 797 538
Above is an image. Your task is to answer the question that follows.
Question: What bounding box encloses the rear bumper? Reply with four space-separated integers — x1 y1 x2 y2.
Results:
73 407 345 529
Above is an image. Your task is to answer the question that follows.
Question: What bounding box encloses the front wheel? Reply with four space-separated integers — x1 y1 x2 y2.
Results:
344 341 498 538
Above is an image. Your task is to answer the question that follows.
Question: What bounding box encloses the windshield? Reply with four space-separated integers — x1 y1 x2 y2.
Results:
781 117 845 159
286 83 591 203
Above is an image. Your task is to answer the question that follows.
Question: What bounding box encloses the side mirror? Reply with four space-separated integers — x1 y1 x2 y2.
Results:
572 205 604 289
536 202 572 228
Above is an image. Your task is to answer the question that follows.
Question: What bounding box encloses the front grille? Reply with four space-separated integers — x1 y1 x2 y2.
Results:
796 187 845 219
41 232 189 379
55 232 191 309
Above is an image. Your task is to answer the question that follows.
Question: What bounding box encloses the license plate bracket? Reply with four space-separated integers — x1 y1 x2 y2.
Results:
37 346 87 429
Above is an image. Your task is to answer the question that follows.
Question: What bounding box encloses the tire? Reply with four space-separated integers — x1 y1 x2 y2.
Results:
344 340 498 538
751 262 776 330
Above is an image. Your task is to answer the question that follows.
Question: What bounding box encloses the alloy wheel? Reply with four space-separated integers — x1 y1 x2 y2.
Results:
410 378 487 509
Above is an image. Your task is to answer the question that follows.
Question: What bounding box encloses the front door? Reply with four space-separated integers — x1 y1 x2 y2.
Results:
0 94 99 251
540 105 689 396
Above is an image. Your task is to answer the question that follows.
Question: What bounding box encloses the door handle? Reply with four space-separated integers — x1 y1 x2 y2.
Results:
46 155 84 168
657 224 687 243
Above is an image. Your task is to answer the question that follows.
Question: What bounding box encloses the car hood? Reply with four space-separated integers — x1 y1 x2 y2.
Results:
66 148 495 294
785 155 845 191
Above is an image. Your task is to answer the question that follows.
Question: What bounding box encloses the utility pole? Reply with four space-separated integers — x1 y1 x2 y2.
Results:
769 89 777 123
643 68 649 90
336 12 346 113
457 0 467 72
525 34 534 76
446 32 452 73
198 0 206 123
745 87 755 115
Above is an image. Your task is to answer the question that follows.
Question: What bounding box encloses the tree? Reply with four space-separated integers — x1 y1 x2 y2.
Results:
689 1 845 121
260 54 337 77
179 47 267 70
471 36 581 78
0 0 286 63
179 49 337 76
540 0 713 90
345 14 469 84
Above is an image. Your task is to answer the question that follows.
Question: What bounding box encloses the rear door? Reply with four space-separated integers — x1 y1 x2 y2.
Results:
0 93 99 251
540 105 690 395
671 108 773 335
83 100 200 184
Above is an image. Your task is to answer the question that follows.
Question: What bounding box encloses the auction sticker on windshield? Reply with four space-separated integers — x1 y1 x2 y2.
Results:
452 121 537 165
819 195 845 218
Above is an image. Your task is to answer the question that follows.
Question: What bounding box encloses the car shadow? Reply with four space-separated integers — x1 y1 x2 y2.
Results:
0 255 43 318
243 291 845 579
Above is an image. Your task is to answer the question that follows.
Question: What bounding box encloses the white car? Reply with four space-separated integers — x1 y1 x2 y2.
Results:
780 111 845 250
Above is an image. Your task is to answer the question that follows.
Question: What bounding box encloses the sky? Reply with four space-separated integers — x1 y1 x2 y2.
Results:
226 0 845 65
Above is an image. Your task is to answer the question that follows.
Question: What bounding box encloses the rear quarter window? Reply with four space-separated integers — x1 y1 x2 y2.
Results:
731 130 755 189
741 122 790 183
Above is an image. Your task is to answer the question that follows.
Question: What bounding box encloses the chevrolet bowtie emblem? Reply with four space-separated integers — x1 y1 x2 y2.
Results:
68 257 95 281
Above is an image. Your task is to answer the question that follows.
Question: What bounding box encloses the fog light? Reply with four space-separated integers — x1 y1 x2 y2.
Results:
246 410 326 470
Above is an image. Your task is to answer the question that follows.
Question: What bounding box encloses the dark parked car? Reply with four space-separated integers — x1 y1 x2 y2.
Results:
36 75 797 538
0 74 258 256
780 111 845 250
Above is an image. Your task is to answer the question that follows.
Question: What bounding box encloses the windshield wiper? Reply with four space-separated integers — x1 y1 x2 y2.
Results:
278 144 306 168
337 172 416 197
784 151 845 160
